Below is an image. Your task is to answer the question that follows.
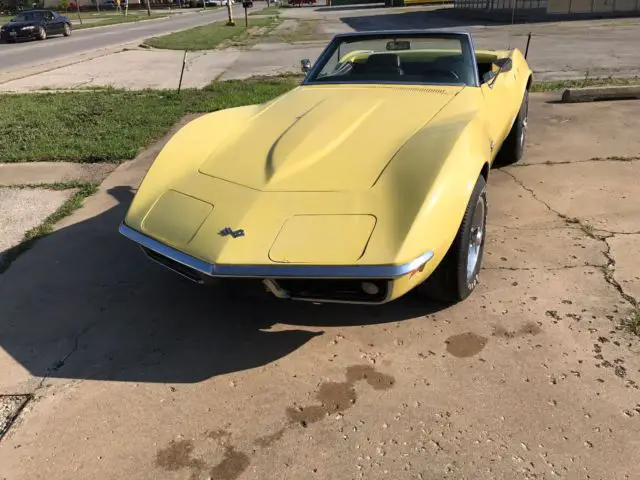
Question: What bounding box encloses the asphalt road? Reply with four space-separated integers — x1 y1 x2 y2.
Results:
0 8 235 73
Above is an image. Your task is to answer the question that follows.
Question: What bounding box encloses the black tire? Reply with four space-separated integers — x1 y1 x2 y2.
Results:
419 175 487 303
494 89 528 167
37 27 46 40
63 23 71 37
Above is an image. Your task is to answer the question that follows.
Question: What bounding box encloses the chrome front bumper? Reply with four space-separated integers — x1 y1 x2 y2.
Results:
120 223 433 280
119 223 434 303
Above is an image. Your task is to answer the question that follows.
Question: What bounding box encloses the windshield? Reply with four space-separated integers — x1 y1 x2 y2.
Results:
306 35 477 87
13 11 46 22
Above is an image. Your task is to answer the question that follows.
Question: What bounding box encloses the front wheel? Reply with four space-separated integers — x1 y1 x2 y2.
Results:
63 23 71 36
418 174 487 303
37 27 46 40
494 90 528 167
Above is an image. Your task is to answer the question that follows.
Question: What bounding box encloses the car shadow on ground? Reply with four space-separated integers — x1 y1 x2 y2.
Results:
0 186 449 386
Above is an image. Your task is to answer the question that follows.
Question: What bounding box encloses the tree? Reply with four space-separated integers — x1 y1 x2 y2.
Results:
0 0 34 13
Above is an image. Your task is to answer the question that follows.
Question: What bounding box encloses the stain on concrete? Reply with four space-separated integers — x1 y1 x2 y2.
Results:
206 429 231 442
209 445 250 480
493 322 543 339
156 366 395 478
155 439 205 472
286 365 395 427
345 365 395 390
445 332 488 357
254 428 285 448
521 322 542 336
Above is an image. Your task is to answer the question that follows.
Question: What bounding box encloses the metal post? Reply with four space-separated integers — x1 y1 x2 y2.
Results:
524 32 531 59
178 49 187 93
244 5 248 27
146 0 151 16
76 1 82 24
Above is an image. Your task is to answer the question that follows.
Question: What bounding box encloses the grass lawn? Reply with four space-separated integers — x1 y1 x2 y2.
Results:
529 75 640 92
249 6 282 15
0 76 300 164
73 12 168 30
143 16 278 50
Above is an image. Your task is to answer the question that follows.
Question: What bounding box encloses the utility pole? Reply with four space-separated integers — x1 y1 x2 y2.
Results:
146 0 151 16
225 0 234 25
75 0 82 24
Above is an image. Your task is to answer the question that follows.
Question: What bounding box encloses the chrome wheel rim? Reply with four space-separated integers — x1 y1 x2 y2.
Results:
466 195 485 282
65 25 69 34
520 102 528 145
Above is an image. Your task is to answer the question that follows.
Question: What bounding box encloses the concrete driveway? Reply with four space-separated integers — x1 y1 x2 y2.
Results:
0 93 639 479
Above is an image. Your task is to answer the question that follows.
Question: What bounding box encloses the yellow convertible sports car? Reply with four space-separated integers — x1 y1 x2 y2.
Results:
119 30 532 305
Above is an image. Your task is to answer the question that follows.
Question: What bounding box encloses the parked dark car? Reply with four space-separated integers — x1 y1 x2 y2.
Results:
0 9 72 42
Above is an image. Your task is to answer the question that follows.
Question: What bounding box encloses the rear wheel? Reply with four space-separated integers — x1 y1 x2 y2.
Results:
418 174 487 303
494 90 528 167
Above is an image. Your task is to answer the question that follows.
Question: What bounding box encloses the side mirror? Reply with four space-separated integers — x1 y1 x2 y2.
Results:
486 57 513 88
482 70 496 85
494 57 513 73
301 58 312 73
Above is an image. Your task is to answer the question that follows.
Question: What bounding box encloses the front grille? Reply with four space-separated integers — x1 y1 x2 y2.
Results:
275 279 389 303
141 247 203 283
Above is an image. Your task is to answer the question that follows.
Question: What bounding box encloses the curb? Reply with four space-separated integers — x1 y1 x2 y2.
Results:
561 85 640 103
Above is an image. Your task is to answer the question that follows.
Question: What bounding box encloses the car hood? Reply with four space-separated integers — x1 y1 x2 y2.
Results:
197 84 463 192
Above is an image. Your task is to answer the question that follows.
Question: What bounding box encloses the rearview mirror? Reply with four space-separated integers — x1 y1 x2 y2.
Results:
301 58 312 73
386 40 410 51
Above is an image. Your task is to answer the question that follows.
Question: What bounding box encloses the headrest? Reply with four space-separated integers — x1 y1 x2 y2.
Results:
363 53 402 74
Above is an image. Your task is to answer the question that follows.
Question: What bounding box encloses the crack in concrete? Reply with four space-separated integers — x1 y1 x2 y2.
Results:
511 155 640 168
484 263 604 272
502 170 639 309
594 229 640 236
490 223 582 232
35 322 100 391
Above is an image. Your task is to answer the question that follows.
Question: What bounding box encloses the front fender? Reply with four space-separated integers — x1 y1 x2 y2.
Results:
124 104 261 231
374 93 491 277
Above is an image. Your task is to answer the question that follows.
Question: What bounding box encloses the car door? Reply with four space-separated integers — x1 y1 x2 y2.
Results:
479 58 519 158
45 12 61 34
